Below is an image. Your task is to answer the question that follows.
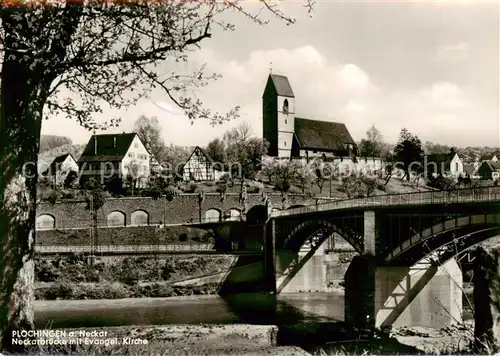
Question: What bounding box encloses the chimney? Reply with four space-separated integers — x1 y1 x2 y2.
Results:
94 136 97 155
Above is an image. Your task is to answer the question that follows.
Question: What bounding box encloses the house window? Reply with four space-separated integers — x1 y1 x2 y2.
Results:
283 99 289 114
134 143 138 148
129 153 134 158
455 162 459 171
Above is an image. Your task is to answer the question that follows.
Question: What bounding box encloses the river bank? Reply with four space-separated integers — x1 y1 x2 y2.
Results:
35 255 236 300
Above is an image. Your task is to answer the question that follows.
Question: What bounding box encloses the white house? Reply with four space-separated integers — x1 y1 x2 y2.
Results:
425 152 464 180
78 132 150 187
181 146 224 182
43 153 79 185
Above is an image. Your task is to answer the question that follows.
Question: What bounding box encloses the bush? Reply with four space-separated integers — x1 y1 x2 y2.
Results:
184 183 198 193
247 186 260 194
35 260 61 282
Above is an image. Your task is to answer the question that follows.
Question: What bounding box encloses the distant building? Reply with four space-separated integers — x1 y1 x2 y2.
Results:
463 162 481 179
262 73 357 160
478 161 500 181
78 132 150 187
181 146 224 182
43 153 78 185
425 152 464 180
480 152 500 162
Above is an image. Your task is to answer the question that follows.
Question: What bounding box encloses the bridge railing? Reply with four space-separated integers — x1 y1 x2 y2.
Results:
270 185 500 218
35 244 215 254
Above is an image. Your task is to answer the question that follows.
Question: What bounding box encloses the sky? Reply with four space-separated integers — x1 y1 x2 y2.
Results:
41 0 500 148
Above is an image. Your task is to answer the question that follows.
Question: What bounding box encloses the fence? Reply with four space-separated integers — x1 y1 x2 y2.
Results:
35 244 214 254
271 185 500 218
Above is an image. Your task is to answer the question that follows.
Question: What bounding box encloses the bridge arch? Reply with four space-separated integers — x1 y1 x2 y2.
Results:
386 213 500 265
204 208 221 222
246 205 267 225
283 219 363 253
223 208 241 221
107 210 126 227
36 214 55 230
131 210 149 226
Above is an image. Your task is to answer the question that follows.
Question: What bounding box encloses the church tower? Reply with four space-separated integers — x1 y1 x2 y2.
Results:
262 73 295 158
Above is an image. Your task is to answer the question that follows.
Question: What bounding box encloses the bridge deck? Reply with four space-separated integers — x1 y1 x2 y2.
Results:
271 185 500 218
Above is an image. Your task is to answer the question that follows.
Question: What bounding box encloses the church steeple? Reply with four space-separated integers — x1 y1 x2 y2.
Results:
262 73 295 159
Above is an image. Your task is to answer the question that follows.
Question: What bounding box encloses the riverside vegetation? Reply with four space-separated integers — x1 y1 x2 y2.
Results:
35 254 235 300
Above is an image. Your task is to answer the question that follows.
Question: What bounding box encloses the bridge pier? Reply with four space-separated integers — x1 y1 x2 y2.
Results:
263 219 277 294
344 211 463 330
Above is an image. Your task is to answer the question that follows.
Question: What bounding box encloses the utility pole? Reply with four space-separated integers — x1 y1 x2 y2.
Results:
88 195 94 265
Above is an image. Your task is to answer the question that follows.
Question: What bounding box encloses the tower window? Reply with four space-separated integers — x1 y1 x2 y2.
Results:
285 119 287 124
284 141 287 147
283 99 289 114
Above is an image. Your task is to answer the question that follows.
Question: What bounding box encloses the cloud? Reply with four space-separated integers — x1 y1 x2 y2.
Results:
42 44 497 148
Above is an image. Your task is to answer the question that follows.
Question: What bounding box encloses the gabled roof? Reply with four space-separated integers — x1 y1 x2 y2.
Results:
480 151 500 161
266 74 295 98
182 146 222 171
43 154 76 175
481 161 500 172
294 118 356 151
78 133 138 163
463 163 479 176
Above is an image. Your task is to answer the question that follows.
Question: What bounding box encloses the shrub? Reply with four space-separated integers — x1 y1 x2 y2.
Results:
179 232 189 242
184 183 198 193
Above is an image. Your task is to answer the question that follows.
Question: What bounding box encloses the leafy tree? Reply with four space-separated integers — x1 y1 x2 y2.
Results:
424 141 452 155
358 125 384 158
0 2 311 348
393 128 424 181
133 116 167 163
205 138 226 164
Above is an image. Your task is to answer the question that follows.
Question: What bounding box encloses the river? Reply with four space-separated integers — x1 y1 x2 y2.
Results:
34 292 345 329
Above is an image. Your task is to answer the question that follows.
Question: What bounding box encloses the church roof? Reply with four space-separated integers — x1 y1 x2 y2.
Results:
268 74 295 98
294 118 356 151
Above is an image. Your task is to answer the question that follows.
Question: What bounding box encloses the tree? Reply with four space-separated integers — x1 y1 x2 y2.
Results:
225 137 268 191
39 135 72 153
0 2 312 348
293 160 315 195
223 122 252 145
273 160 296 196
133 116 167 163
393 128 424 181
358 125 383 158
311 159 334 194
205 138 226 164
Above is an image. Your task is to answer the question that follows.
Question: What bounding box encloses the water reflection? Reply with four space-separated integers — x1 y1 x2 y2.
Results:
34 292 345 329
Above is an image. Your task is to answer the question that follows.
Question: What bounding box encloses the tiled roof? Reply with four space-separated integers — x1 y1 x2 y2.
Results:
463 163 479 176
480 151 500 161
294 118 356 151
483 161 500 172
269 74 295 98
78 133 137 163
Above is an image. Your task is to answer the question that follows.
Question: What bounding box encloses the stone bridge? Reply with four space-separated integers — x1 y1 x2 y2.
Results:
262 185 500 330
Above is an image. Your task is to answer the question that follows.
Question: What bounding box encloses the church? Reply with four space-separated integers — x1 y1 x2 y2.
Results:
262 73 357 160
